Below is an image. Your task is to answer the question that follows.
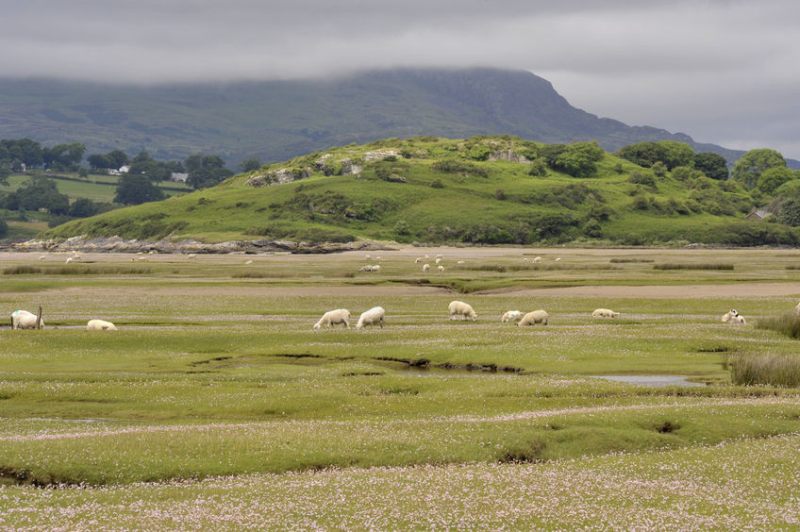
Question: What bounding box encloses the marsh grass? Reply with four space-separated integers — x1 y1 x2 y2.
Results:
726 353 800 387
756 313 800 340
2 266 152 275
653 263 734 271
609 258 655 263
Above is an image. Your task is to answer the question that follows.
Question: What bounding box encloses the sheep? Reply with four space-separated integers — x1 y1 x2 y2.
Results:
87 319 117 331
415 257 422 264
38 255 46 261
356 306 385 329
422 264 430 272
721 309 740 323
457 260 465 265
435 258 442 265
518 310 549 326
187 253 197 259
244 259 253 265
365 254 372 260
795 301 800 316
501 310 524 323
730 314 747 325
437 265 445 272
555 257 562 262
375 256 382 261
65 257 74 264
313 309 351 331
359 264 381 272
11 309 44 330
592 308 620 319
532 256 542 263
449 300 478 321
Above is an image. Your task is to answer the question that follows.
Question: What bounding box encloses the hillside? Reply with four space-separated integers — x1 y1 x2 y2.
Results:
0 68 751 165
45 136 800 247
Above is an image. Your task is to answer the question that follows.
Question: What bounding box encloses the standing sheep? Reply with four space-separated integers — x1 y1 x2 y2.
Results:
592 308 620 319
313 309 351 331
437 265 445 272
449 301 478 321
356 306 385 329
435 258 442 265
11 309 44 330
501 310 524 323
422 264 431 272
518 310 549 326
87 319 118 331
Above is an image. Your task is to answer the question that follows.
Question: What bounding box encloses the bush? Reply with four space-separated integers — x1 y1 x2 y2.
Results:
628 171 656 187
654 263 734 270
694 152 729 180
430 179 445 189
431 160 488 177
494 189 507 201
394 219 411 236
651 161 667 178
528 158 548 177
544 141 604 177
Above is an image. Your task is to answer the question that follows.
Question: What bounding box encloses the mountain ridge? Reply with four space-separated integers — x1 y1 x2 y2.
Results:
0 68 768 165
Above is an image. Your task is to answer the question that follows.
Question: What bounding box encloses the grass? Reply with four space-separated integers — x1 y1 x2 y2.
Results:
756 312 800 339
726 353 800 387
42 136 793 245
2 248 800 525
654 263 735 270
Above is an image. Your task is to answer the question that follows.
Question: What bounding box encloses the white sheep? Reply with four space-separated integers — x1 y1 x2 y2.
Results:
532 256 542 263
38 255 46 261
592 308 620 319
795 302 800 316
721 309 740 323
11 309 44 330
501 310 524 323
65 257 74 264
87 319 117 331
449 300 478 321
244 259 253 265
457 260 465 265
422 264 430 272
518 310 549 326
187 253 197 259
415 257 422 264
437 265 445 272
359 264 381 272
313 309 351 331
356 306 385 329
555 257 562 262
730 314 747 325
435 258 442 265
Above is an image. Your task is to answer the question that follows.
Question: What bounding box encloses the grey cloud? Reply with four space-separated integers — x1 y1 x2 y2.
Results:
0 0 798 157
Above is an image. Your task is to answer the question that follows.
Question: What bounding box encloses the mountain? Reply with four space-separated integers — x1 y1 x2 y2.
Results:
45 136 799 247
0 68 749 165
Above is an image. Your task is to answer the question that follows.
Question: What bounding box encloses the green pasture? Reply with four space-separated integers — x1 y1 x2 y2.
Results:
1 248 800 526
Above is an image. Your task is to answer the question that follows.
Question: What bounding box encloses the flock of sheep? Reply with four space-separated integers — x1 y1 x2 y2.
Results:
10 309 116 331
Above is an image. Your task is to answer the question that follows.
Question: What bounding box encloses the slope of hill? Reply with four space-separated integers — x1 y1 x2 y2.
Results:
44 136 799 247
0 68 748 165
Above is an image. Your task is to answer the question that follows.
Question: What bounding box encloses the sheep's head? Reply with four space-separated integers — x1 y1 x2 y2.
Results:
730 309 738 316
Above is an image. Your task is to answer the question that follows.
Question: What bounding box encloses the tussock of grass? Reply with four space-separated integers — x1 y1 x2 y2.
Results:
726 353 800 387
609 258 655 263
465 264 617 273
653 263 734 271
756 313 800 340
2 265 152 275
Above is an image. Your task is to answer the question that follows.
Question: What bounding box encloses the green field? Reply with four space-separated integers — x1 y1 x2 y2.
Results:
2 247 800 527
0 172 191 204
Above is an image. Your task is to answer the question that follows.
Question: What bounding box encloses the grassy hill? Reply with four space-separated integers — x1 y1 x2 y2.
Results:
44 136 799 246
0 68 755 166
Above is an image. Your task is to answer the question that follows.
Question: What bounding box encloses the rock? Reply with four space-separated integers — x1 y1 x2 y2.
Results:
364 149 400 162
246 175 269 187
488 150 530 163
339 159 363 176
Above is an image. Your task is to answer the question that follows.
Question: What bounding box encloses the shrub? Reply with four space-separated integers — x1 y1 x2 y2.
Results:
431 160 488 177
528 158 548 177
545 141 604 178
430 179 445 189
651 161 667 178
494 189 507 201
394 219 411 236
654 263 734 270
756 313 800 340
628 171 656 187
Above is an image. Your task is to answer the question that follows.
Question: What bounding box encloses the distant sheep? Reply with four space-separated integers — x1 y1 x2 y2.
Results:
11 309 44 330
592 308 620 319
449 300 478 321
555 257 561 262
795 302 800 316
730 314 747 325
87 319 117 331
356 306 385 329
187 254 197 259
65 257 74 264
415 257 422 263
501 310 524 323
518 310 549 326
38 255 46 261
422 264 430 272
435 258 442 265
532 256 542 263
437 265 445 272
313 309 351 331
244 260 253 265
457 260 465 265
360 264 381 272
721 309 740 323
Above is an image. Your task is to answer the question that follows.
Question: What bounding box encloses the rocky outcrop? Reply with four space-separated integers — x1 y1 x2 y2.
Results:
364 149 400 162
488 150 530 163
6 236 392 255
245 167 312 187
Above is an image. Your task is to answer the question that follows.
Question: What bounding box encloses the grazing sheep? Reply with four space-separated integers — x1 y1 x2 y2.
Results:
555 257 562 262
244 259 253 265
795 301 800 316
449 300 478 321
457 260 465 265
437 265 445 272
87 319 117 331
518 310 549 326
356 306 385 329
532 256 542 263
422 264 431 272
415 257 422 264
365 254 372 260
11 309 44 330
65 257 74 264
359 264 381 272
375 256 382 261
721 309 740 323
501 310 524 323
313 309 351 331
592 308 620 319
435 258 442 265
38 255 46 261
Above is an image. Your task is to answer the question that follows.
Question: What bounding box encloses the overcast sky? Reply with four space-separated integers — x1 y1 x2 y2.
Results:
1 0 798 157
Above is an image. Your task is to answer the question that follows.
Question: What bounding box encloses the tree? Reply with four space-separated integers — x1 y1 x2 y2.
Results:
43 143 85 170
778 197 800 227
732 148 786 190
185 154 233 189
757 167 797 195
546 141 604 178
68 198 102 218
0 217 7 238
694 152 729 180
87 153 112 170
114 174 165 205
0 138 44 168
618 141 694 170
12 176 69 214
0 162 10 185
106 150 129 169
239 158 262 172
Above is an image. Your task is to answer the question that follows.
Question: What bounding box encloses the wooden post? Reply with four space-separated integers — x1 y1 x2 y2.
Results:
36 306 43 330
